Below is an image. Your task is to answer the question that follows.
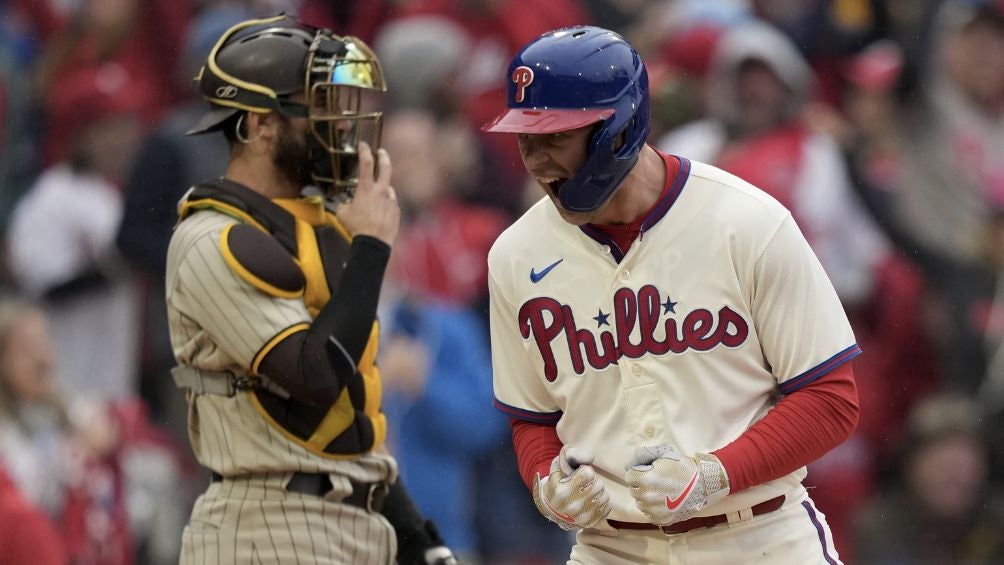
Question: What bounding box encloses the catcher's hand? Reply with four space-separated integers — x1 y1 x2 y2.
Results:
624 444 730 526
532 446 612 530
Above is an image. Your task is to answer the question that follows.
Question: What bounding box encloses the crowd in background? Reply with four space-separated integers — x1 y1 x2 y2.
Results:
0 0 1003 563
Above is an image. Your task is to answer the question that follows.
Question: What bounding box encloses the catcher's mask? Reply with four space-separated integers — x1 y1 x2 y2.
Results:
187 14 387 198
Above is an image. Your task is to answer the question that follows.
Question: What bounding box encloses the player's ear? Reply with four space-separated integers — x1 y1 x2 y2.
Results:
234 111 280 149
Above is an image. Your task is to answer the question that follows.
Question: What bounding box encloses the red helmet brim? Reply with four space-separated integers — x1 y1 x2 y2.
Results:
481 108 614 134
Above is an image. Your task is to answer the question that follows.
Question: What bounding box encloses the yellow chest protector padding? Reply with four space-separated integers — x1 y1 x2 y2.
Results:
220 223 306 298
177 178 386 458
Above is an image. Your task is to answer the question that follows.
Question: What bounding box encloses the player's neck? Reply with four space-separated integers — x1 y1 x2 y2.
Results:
590 146 666 226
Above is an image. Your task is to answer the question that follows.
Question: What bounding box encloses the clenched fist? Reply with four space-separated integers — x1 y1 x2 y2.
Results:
532 446 612 530
625 444 730 526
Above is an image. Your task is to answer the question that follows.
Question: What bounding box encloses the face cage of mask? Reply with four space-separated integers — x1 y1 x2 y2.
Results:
307 82 384 199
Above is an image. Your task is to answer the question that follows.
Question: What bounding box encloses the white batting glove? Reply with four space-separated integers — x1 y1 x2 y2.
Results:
531 446 612 530
624 444 730 526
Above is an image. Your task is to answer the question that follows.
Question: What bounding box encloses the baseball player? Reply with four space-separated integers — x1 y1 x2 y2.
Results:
484 26 859 564
165 15 455 565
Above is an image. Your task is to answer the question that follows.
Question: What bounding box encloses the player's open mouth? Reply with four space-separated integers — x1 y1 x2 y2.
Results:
537 176 568 194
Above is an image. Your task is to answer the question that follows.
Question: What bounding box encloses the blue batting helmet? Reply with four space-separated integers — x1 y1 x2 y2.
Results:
482 26 651 212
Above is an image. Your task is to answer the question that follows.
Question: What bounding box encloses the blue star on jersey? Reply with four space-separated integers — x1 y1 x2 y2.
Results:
593 309 610 327
662 295 678 314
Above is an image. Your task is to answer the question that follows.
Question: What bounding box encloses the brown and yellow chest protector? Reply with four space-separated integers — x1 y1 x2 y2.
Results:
178 179 385 458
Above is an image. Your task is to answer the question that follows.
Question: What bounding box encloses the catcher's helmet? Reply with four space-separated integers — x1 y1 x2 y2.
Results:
188 14 387 196
483 26 651 213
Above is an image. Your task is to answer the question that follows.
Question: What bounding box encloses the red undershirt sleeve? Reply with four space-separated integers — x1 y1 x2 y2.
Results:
511 418 563 490
509 363 858 494
712 362 859 493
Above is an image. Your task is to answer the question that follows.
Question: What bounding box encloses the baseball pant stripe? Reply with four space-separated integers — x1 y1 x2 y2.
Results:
801 500 839 565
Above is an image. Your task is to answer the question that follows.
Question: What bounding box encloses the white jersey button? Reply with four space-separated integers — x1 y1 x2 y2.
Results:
620 270 630 280
631 364 642 376
601 245 611 255
644 426 656 438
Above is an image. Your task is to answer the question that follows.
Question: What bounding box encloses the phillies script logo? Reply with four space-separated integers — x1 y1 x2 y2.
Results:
518 285 749 381
512 66 534 103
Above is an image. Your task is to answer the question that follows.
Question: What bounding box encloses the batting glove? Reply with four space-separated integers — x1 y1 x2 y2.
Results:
532 446 612 530
624 444 730 526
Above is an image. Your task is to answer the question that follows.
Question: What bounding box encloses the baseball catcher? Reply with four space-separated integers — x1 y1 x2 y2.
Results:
166 14 455 565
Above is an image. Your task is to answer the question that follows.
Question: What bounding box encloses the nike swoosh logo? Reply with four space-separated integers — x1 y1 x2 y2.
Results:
530 259 564 283
543 496 577 524
666 472 699 511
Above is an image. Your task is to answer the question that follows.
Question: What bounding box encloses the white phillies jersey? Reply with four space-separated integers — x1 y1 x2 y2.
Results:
488 155 860 522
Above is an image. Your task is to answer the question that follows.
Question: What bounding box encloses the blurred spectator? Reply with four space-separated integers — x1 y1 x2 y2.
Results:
374 15 471 112
383 109 511 306
0 464 67 565
386 0 593 212
31 0 191 166
578 0 648 36
107 397 194 565
0 297 70 517
750 0 887 106
0 16 38 234
820 0 1004 393
882 0 1004 268
646 19 730 140
115 2 249 443
854 392 1004 564
625 0 749 69
0 296 133 564
296 0 397 44
6 78 140 400
659 20 889 305
981 206 1004 414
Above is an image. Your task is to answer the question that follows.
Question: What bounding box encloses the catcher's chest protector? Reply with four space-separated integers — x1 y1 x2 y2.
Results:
177 179 386 458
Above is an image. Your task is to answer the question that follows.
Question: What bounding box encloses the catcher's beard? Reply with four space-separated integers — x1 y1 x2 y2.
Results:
272 117 314 188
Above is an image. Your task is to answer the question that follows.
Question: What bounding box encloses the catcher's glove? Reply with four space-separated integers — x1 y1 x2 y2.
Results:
625 444 730 526
532 445 612 530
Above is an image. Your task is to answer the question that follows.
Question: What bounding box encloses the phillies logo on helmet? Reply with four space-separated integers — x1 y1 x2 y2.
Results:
512 66 534 103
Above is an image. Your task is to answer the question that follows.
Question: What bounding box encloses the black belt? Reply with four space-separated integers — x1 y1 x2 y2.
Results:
211 472 389 513
608 495 786 535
